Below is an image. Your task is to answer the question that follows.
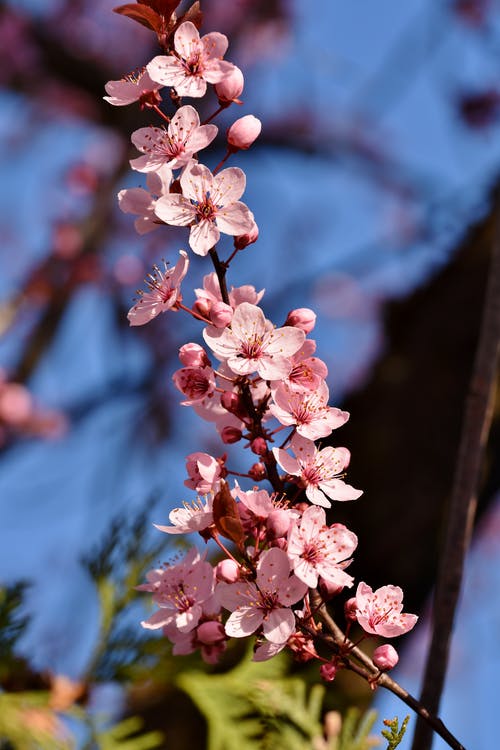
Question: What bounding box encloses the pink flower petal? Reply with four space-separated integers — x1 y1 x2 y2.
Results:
155 194 194 226
262 607 295 644
189 219 220 255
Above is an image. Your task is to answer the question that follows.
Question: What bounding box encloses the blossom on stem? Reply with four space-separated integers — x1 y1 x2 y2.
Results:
172 366 216 405
118 164 173 235
139 548 215 632
184 452 222 494
215 66 244 103
203 302 305 380
127 249 188 326
283 340 328 392
286 505 358 588
154 161 255 256
354 582 418 637
217 547 308 644
154 495 214 535
227 115 262 150
147 21 236 98
270 382 349 440
194 272 264 315
104 68 163 107
273 434 362 507
130 105 217 172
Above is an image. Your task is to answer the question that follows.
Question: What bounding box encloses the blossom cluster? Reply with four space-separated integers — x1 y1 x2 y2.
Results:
106 2 417 681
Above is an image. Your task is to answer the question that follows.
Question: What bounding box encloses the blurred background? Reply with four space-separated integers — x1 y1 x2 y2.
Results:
0 0 499 748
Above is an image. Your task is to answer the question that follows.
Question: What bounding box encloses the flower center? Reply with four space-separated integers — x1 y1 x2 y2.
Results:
194 193 217 223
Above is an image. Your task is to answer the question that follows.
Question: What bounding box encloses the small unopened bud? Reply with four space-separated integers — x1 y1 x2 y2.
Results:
248 462 266 480
215 66 244 103
220 391 246 420
285 307 316 333
221 426 242 444
193 297 212 318
267 509 291 539
227 115 262 151
344 597 358 622
197 621 225 645
250 436 267 456
373 644 399 671
318 577 344 600
210 301 233 328
215 558 240 582
234 220 259 250
319 662 338 682
179 343 210 367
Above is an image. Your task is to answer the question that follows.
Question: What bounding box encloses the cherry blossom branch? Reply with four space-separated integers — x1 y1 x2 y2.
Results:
208 247 230 305
411 201 500 750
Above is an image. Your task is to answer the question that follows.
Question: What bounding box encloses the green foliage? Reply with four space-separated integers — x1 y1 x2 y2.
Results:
86 716 164 750
0 691 70 750
327 707 378 750
381 716 410 749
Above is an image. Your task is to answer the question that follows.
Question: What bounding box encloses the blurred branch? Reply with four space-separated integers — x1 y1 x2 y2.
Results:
411 186 500 750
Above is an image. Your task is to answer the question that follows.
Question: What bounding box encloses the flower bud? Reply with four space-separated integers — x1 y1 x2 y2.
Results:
248 462 266 481
220 391 246 420
267 509 291 539
210 301 233 328
221 426 243 444
215 558 240 582
227 115 262 151
234 220 259 250
373 644 399 671
285 307 317 333
179 343 210 367
215 66 244 103
318 578 344 601
197 621 226 645
319 662 338 682
250 437 267 456
344 597 358 622
193 297 212 318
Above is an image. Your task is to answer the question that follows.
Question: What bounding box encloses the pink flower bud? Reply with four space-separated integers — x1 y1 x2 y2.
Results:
227 115 262 151
197 621 226 645
373 644 399 671
215 66 244 103
318 578 344 600
215 558 240 582
234 220 259 250
210 301 233 328
0 384 33 425
319 662 338 682
193 298 212 318
221 426 243 444
220 391 247 420
248 462 266 481
179 343 210 367
285 308 317 333
344 597 358 621
267 509 291 539
250 437 267 456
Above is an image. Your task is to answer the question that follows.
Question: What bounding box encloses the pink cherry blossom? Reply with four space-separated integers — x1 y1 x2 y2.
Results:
178 342 211 367
354 582 418 638
217 547 308 644
269 381 349 440
203 302 305 380
118 164 173 235
154 161 254 256
285 308 317 334
172 366 216 405
286 505 358 588
283 340 328 392
184 452 222 494
130 105 217 172
127 250 189 326
373 644 399 670
154 495 214 535
215 66 244 103
147 21 236 98
273 434 362 507
194 271 264 314
139 548 215 632
104 68 163 107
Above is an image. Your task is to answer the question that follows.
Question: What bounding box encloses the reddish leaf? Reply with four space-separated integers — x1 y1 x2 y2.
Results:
143 0 182 16
176 1 203 31
213 482 245 547
113 3 163 33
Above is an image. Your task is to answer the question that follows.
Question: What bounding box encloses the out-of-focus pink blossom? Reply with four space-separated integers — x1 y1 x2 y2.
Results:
147 22 236 98
227 115 262 150
104 68 163 107
127 250 189 326
204 302 305 380
285 308 316 333
130 105 217 172
274 434 362 507
373 644 399 671
210 301 233 328
155 161 255 256
172 366 216 405
286 505 358 588
196 620 225 645
118 164 173 235
154 496 214 535
270 382 349 440
215 66 244 103
0 383 33 425
184 452 222 494
178 343 211 367
354 582 418 638
217 547 308 644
